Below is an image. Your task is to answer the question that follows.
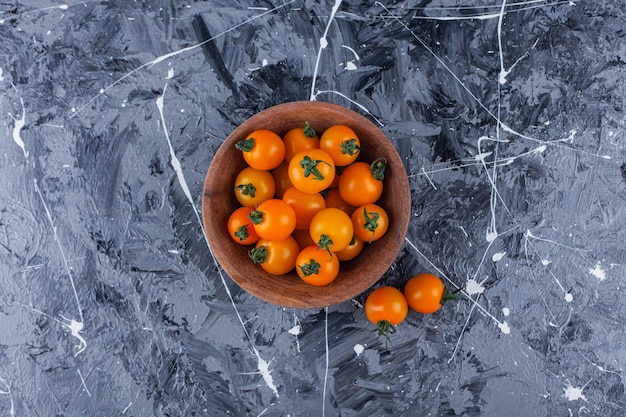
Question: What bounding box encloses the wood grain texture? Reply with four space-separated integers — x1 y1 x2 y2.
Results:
203 101 410 308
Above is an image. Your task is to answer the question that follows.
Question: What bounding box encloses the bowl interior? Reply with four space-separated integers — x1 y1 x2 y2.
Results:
202 101 410 309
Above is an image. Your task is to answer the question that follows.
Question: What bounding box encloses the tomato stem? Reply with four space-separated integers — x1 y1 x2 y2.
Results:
303 121 316 138
340 138 360 156
316 234 334 258
234 183 256 197
248 246 268 264
362 207 380 242
370 158 387 181
235 138 255 152
300 156 330 181
234 225 251 242
247 209 263 225
298 258 320 276
441 287 463 304
370 320 396 347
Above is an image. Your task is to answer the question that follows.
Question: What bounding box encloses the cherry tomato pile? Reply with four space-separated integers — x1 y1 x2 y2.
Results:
227 122 391 287
365 273 461 345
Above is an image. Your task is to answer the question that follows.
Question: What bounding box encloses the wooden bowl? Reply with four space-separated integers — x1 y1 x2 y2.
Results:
202 101 410 308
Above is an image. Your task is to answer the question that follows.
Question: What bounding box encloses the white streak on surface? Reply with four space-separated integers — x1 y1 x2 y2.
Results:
313 90 384 127
0 375 15 416
34 180 87 356
524 230 581 302
289 315 301 352
322 307 330 417
310 0 343 101
341 44 360 60
421 167 437 190
9 97 28 158
77 369 91 397
69 1 295 118
156 86 279 398
497 0 510 84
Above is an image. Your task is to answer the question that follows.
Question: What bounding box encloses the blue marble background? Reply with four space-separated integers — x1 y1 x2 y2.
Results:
1 1 624 416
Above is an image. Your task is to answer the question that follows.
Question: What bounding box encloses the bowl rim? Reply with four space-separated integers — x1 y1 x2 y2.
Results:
202 100 410 308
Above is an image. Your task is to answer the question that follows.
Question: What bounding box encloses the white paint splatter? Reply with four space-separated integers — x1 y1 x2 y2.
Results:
564 292 573 303
563 380 589 402
0 67 4 81
588 262 607 281
502 307 510 316
541 259 552 266
255 353 279 398
465 278 485 295
59 4 69 10
498 321 511 334
345 61 357 70
354 344 364 356
288 325 301 336
166 67 175 79
492 251 506 262
9 98 28 158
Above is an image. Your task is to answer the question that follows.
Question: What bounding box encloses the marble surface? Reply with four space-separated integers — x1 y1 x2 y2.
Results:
1 1 625 416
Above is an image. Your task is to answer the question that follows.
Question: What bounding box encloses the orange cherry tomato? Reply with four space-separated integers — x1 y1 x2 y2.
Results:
291 229 316 249
365 286 408 344
235 129 285 170
249 237 299 275
295 245 340 286
233 167 275 207
351 204 389 243
248 199 296 241
282 186 326 230
288 149 335 194
227 207 259 245
319 124 361 166
324 187 356 216
338 159 385 206
335 235 364 261
309 208 353 253
271 161 293 199
404 273 449 314
283 121 320 162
